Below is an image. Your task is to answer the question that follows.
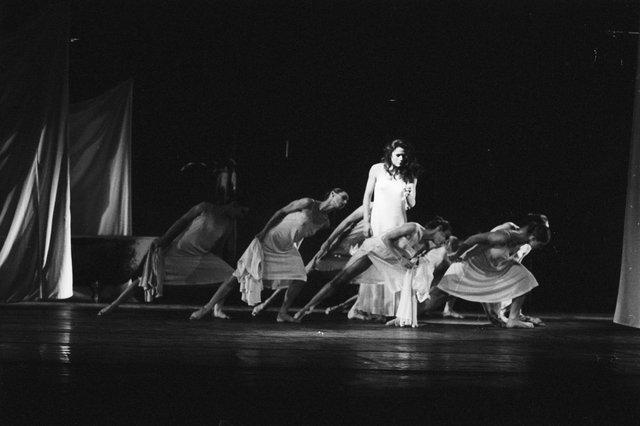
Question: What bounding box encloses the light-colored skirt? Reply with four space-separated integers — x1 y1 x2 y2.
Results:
139 246 234 301
348 237 433 326
233 236 307 306
437 259 538 303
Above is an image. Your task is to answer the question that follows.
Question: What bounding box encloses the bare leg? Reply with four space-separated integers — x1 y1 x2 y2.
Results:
417 287 449 316
294 256 373 321
277 280 304 323
252 288 285 317
506 294 534 329
97 278 139 316
482 303 506 327
443 296 465 319
189 276 238 320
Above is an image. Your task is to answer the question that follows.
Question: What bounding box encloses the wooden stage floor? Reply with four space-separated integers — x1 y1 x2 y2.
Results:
1 304 639 425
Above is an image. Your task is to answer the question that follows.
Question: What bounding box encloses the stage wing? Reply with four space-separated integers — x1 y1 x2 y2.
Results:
0 8 73 301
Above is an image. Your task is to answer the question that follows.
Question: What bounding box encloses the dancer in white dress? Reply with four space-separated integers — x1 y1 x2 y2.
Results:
251 204 371 318
189 189 349 323
294 218 452 322
97 201 248 316
422 214 551 329
351 139 421 320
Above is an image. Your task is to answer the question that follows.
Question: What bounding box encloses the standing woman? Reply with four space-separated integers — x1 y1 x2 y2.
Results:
351 139 422 320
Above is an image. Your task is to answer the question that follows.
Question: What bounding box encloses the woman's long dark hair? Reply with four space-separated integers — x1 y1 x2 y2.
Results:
381 139 423 183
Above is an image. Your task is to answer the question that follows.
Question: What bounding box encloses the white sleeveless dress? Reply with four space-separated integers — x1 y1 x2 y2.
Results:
234 203 328 305
353 164 411 316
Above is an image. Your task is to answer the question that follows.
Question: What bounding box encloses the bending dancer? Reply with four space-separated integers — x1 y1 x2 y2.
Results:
352 139 422 320
252 204 369 317
294 218 452 322
189 189 349 323
422 214 551 329
98 201 248 316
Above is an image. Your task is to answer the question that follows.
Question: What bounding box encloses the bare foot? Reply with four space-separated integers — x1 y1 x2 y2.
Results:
385 318 400 327
293 305 314 321
485 313 507 328
347 307 369 321
520 315 545 327
369 314 387 323
506 318 534 329
385 317 416 327
213 305 230 319
443 309 465 319
189 306 212 320
277 313 300 323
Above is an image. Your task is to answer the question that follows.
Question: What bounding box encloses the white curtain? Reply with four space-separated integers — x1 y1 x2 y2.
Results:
615 20 640 328
69 80 133 236
0 8 73 301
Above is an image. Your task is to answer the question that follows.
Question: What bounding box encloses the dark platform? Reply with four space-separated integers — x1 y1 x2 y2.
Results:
1 304 639 425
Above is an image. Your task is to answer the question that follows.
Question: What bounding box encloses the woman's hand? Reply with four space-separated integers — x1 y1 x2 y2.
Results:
399 257 414 269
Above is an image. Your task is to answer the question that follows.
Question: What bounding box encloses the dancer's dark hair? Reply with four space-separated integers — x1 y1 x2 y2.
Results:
520 213 551 244
324 188 349 201
425 216 452 233
381 139 423 183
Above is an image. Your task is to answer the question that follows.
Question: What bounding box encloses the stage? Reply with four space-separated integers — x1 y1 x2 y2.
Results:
1 304 639 425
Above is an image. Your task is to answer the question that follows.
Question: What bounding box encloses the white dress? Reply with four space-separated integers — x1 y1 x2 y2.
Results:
353 163 414 316
348 224 431 326
437 231 539 303
233 202 329 305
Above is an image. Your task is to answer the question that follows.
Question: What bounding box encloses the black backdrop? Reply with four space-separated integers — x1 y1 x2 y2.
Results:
3 0 639 313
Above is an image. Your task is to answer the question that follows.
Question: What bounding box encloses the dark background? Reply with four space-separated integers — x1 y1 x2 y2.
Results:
3 0 639 313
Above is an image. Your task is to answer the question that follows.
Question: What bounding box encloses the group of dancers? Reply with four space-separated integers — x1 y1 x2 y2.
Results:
99 139 551 329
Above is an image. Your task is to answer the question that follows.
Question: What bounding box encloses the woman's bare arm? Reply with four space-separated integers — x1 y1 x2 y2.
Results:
362 164 379 236
405 177 418 210
451 231 510 260
155 203 206 248
314 206 365 260
256 198 314 241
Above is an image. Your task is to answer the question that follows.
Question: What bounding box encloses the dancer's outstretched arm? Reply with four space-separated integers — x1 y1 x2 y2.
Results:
449 231 510 260
97 278 139 316
362 165 378 237
255 198 315 241
251 288 285 316
306 206 364 272
155 203 207 248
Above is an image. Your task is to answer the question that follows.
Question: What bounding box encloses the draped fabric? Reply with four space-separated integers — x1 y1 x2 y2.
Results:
615 23 640 329
0 9 73 301
69 80 132 235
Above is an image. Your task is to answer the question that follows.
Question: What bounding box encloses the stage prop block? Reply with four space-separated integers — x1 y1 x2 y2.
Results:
71 236 155 289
